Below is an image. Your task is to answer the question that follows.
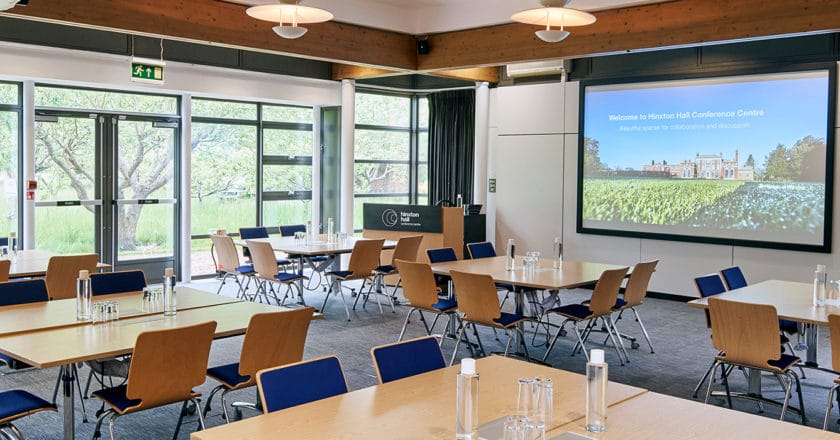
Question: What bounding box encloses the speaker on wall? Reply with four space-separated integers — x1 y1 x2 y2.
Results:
417 39 430 55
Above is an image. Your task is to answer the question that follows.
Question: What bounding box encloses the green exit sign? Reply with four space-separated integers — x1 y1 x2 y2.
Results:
131 61 164 84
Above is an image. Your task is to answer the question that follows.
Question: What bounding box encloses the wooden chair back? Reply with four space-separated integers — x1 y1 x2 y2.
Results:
828 314 840 372
246 240 279 282
391 235 423 262
622 260 658 307
450 270 501 326
588 267 630 316
708 297 782 370
0 259 10 282
238 308 314 384
393 259 439 310
346 239 385 280
125 321 217 411
210 235 241 273
45 254 99 300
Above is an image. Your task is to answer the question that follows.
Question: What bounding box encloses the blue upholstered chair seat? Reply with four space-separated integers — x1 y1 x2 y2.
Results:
375 264 396 274
276 259 292 266
547 303 593 320
206 363 251 389
236 265 255 274
0 389 56 422
290 255 328 262
495 282 514 291
431 298 458 312
613 298 627 309
90 385 143 414
492 312 527 327
767 354 800 370
275 272 305 282
0 352 13 365
779 319 798 335
327 270 354 279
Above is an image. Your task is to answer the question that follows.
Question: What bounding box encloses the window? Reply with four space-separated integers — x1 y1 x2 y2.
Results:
0 83 19 241
353 92 429 231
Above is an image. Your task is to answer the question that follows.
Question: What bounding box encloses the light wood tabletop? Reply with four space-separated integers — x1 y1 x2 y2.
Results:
4 249 111 278
190 356 646 440
550 391 840 439
430 256 631 291
687 280 833 326
0 286 241 337
0 300 313 368
239 235 397 256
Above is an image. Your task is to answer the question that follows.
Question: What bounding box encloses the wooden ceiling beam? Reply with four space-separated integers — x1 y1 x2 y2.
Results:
7 0 417 70
428 67 500 83
418 0 840 71
331 64 406 81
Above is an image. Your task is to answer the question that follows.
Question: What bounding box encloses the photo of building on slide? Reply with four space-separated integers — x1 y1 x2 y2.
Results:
580 70 830 245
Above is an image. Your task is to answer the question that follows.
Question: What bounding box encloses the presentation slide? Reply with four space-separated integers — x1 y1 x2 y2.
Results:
579 70 833 250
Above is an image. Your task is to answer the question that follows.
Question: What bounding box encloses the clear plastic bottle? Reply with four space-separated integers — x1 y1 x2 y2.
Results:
8 231 16 259
327 217 335 243
553 238 563 270
456 194 463 207
76 270 91 321
456 358 479 439
814 264 827 307
305 220 313 245
505 239 515 271
585 349 608 432
163 267 177 316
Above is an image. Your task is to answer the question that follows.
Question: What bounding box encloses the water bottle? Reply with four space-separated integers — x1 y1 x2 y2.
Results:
327 217 335 243
8 231 16 258
76 270 92 321
163 267 177 316
553 237 562 270
585 349 608 432
305 220 313 245
505 239 515 271
456 194 463 207
814 264 827 307
456 358 479 439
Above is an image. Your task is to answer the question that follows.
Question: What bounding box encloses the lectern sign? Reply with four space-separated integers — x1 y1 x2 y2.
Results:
363 203 442 232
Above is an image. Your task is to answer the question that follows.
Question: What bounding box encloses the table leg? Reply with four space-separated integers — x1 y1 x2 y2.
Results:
805 323 819 367
62 363 76 440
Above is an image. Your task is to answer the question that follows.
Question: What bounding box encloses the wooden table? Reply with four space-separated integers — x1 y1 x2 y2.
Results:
0 291 317 440
190 356 647 440
687 280 828 366
5 249 111 278
551 391 840 439
0 286 241 337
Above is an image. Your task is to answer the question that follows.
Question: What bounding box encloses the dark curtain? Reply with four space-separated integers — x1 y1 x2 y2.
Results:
428 89 475 206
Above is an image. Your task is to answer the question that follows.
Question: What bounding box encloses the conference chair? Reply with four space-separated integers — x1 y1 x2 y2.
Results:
691 274 728 398
0 259 10 283
393 259 458 342
91 321 217 440
203 307 314 422
83 270 148 398
256 355 348 414
371 336 447 384
0 280 49 369
426 247 458 294
356 234 423 312
0 389 57 440
246 240 307 305
210 234 255 298
704 297 805 424
323 239 384 321
449 270 530 366
542 267 630 365
45 253 99 300
239 227 292 268
823 314 840 429
611 260 658 354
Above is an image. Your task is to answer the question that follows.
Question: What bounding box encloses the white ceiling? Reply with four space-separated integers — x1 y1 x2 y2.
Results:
224 0 668 35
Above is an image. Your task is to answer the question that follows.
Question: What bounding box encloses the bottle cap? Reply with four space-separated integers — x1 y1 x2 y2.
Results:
461 358 476 375
78 270 89 280
8 232 14 238
590 349 605 364
165 268 174 277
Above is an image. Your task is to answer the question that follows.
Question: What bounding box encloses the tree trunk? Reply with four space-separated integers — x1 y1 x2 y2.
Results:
118 205 142 251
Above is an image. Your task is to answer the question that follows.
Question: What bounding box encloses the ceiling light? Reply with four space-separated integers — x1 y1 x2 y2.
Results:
0 0 19 11
511 0 596 43
246 0 333 40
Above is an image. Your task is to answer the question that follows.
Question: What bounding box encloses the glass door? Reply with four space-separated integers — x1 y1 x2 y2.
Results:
33 113 102 254
112 117 178 262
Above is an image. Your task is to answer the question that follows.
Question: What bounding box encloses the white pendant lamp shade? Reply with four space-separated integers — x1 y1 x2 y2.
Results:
511 0 596 43
0 0 19 11
246 1 333 39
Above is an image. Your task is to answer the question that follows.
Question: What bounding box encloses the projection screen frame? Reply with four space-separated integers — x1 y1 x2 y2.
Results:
576 63 837 253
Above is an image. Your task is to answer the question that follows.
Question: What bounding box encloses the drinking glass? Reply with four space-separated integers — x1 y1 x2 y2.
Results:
294 231 306 245
517 378 538 419
533 377 553 430
503 416 528 440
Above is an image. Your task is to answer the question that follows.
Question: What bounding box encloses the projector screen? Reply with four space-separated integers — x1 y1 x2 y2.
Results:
578 68 835 252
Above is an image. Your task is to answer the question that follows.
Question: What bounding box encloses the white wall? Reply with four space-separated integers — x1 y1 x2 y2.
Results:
489 79 840 297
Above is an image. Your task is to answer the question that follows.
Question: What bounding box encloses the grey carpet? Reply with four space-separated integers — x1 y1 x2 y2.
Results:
3 278 837 439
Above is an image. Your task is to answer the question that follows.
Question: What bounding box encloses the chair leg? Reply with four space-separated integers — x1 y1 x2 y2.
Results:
202 385 225 418
220 390 234 423
704 360 722 404
630 307 655 353
5 424 24 440
397 308 416 341
92 408 115 439
720 363 733 409
172 400 188 440
776 372 793 422
449 322 468 366
825 383 840 429
107 411 119 440
607 315 629 365
321 280 335 315
692 357 718 398
542 319 570 362
336 281 351 321
72 365 88 422
790 370 807 424
194 397 208 431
